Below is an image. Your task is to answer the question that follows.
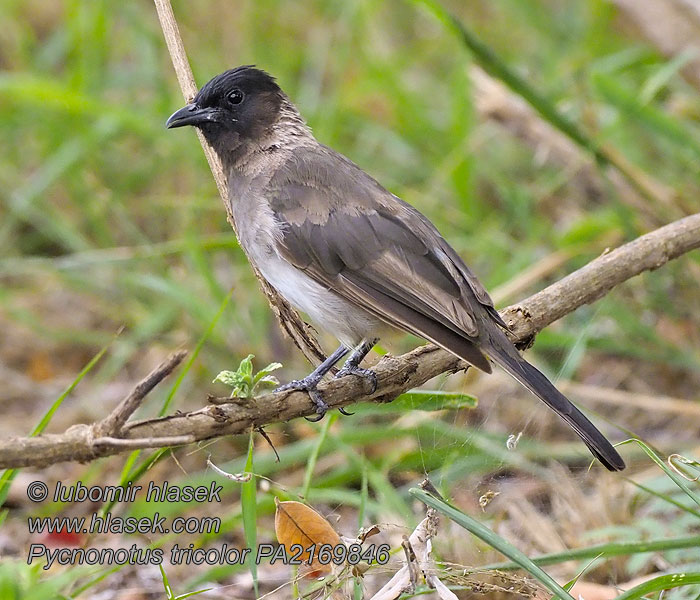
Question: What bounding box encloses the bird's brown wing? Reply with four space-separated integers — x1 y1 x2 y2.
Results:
265 147 497 373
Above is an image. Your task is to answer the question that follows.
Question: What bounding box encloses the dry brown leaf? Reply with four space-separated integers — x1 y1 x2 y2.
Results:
358 524 382 542
274 499 341 573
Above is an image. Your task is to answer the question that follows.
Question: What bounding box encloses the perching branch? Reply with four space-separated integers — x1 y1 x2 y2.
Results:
0 212 698 469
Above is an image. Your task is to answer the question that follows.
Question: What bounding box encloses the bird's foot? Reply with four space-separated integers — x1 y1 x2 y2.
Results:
274 376 329 422
334 364 378 395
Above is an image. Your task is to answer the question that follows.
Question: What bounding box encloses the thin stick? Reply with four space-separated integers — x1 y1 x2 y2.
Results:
152 0 227 198
97 350 188 436
151 0 325 364
206 455 252 482
560 381 700 417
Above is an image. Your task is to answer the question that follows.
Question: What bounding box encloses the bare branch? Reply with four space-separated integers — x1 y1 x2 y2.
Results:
500 213 700 339
0 212 697 469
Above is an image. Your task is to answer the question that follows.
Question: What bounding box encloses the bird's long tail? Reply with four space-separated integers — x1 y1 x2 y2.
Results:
483 327 626 472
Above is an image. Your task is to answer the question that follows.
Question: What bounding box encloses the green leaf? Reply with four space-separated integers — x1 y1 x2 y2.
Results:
212 370 242 387
254 374 280 388
239 354 254 380
252 361 283 385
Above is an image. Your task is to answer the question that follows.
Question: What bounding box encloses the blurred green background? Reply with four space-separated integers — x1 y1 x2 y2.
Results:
1 0 700 598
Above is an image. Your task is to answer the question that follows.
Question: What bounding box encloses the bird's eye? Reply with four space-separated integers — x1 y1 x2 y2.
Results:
226 89 245 105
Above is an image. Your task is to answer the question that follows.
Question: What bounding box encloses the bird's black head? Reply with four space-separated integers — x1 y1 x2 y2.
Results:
166 66 284 152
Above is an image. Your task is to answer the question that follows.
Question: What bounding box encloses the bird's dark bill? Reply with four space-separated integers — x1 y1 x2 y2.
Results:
166 104 221 129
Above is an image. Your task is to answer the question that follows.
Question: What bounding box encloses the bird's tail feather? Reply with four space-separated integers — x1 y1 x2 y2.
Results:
484 330 625 472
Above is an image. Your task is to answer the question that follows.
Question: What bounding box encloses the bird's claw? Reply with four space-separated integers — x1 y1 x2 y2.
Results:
335 365 378 395
273 376 330 421
305 388 329 422
274 364 374 421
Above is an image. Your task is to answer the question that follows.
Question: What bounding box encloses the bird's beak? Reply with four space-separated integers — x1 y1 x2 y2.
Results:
166 103 221 129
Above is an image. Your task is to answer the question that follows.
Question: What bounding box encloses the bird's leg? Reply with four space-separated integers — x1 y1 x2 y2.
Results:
274 345 349 421
334 338 379 404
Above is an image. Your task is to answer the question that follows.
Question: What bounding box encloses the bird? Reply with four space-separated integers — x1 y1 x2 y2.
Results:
166 65 625 472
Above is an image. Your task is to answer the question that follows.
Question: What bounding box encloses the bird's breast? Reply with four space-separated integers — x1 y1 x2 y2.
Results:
229 174 385 347
255 250 383 348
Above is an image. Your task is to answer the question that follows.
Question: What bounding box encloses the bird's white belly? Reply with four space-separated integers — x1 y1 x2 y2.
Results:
257 253 382 348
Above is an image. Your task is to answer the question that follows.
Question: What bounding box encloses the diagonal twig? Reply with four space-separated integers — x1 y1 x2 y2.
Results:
152 0 325 366
96 348 188 436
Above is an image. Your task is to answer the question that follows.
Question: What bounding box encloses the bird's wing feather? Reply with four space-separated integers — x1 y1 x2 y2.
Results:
265 147 496 372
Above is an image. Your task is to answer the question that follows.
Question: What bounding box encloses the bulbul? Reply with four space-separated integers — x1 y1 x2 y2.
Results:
167 66 625 471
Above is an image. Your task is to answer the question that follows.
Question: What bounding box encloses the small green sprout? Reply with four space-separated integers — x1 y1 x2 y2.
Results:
213 354 283 398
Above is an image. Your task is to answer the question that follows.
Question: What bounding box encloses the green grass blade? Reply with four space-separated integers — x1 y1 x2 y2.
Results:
358 460 368 529
640 48 697 103
103 448 170 517
482 535 700 570
355 461 369 600
30 342 111 436
410 487 574 600
331 436 413 521
106 285 232 515
160 287 234 416
594 72 700 159
159 564 175 599
410 0 603 162
70 565 122 597
301 413 337 500
621 439 700 510
174 588 213 600
625 478 700 519
614 572 700 600
242 429 258 597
